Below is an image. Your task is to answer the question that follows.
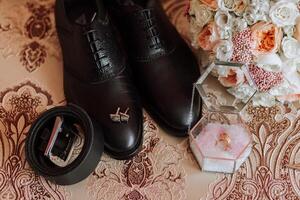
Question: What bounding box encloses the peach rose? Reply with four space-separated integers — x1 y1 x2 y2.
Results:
251 22 283 55
198 22 220 51
294 17 300 42
200 0 218 10
218 68 245 87
277 94 300 102
233 0 247 16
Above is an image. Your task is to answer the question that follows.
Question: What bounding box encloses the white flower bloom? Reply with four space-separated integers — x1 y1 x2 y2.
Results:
215 10 233 40
218 0 249 13
244 0 270 25
283 26 295 36
243 7 259 25
257 65 282 72
214 11 233 39
188 0 300 106
281 37 300 59
269 80 294 96
189 0 213 28
252 93 276 107
215 10 232 28
214 40 234 61
227 84 257 103
255 0 270 20
269 1 299 27
282 58 300 93
232 18 248 32
217 0 235 11
219 27 232 40
257 0 270 14
256 53 282 72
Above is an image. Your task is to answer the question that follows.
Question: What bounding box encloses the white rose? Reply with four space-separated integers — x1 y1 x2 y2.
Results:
244 0 270 24
256 0 270 14
218 0 248 13
255 53 282 72
189 0 213 28
243 7 259 25
227 84 257 103
269 80 294 96
281 37 300 59
255 0 270 20
232 18 248 32
214 40 234 61
215 11 233 39
217 0 235 11
219 27 232 40
283 26 295 36
282 58 300 93
252 93 276 107
215 10 232 28
269 1 299 27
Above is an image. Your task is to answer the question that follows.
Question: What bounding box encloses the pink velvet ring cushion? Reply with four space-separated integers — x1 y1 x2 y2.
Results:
188 61 255 173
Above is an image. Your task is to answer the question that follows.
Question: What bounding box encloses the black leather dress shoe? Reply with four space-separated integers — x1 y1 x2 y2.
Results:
55 0 143 159
107 0 201 136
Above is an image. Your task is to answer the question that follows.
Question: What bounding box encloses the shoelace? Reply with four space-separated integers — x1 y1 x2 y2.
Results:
139 9 163 50
84 29 111 78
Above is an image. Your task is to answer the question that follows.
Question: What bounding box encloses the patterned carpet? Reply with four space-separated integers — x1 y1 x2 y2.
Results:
0 0 299 199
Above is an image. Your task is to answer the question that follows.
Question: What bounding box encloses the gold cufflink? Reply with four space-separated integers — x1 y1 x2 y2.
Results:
110 107 130 123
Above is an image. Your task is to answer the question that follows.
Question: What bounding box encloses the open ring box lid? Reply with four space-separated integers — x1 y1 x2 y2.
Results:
189 61 256 173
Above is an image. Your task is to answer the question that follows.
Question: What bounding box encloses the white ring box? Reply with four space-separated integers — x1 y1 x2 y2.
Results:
189 61 256 173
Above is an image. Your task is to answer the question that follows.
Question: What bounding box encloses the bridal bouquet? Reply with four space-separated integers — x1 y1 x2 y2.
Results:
188 0 300 107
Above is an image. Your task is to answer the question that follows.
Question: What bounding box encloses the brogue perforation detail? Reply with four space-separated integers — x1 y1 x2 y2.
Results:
84 29 114 80
138 9 163 50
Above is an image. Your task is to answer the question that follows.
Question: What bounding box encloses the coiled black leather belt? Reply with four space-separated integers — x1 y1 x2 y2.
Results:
25 104 104 185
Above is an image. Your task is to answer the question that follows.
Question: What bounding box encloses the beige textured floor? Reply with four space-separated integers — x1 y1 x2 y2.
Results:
0 0 299 199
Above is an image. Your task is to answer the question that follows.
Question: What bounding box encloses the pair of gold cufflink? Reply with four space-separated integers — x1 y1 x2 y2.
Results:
110 107 130 123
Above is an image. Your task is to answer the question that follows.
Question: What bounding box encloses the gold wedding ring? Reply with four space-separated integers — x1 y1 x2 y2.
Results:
217 132 231 151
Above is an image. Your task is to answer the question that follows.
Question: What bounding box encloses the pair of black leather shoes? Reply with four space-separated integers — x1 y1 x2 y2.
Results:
55 0 201 160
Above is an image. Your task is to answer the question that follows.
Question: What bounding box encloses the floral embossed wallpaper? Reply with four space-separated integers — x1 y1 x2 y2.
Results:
0 0 299 199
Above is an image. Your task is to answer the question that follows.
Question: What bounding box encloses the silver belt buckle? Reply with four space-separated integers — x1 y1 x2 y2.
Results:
44 116 78 167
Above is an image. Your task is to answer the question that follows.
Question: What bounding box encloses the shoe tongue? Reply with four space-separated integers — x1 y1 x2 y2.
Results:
75 12 97 25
